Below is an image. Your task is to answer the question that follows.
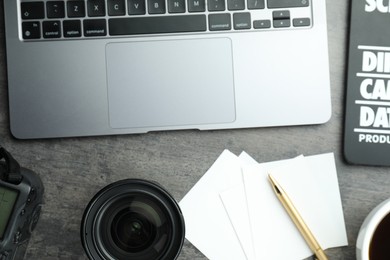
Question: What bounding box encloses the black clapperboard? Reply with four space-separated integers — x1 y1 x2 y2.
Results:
344 0 390 166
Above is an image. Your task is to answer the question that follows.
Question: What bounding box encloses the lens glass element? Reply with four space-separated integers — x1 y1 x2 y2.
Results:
100 195 171 259
112 210 155 252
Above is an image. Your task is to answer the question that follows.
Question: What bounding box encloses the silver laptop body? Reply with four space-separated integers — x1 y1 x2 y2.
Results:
4 0 331 139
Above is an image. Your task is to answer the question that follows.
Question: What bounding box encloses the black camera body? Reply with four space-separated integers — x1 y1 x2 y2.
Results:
0 148 44 260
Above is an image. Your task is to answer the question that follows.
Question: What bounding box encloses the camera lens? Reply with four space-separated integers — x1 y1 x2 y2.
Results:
81 179 185 260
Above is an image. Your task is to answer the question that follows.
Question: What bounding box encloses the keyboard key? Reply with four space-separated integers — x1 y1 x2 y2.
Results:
233 12 251 29
21 2 45 19
188 0 205 12
43 21 61 38
22 21 41 39
247 0 264 9
67 1 86 17
148 0 166 14
208 13 231 31
228 0 245 10
108 0 126 15
46 1 65 18
63 20 82 37
253 19 271 29
87 0 106 16
168 0 186 13
273 19 290 27
84 19 107 36
267 0 309 8
293 17 310 27
128 0 146 14
273 10 290 19
109 15 206 35
208 0 225 11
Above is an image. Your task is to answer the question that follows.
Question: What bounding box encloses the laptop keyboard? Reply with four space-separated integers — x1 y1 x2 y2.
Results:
20 0 312 40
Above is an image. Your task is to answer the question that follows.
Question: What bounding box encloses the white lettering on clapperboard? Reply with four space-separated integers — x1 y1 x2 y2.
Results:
354 45 390 144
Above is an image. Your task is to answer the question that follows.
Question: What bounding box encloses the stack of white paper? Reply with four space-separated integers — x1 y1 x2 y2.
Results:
179 150 348 260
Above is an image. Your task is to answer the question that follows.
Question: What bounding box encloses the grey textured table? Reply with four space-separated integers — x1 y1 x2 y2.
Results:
0 1 388 259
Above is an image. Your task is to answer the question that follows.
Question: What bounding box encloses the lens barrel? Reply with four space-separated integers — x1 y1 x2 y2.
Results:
81 179 185 260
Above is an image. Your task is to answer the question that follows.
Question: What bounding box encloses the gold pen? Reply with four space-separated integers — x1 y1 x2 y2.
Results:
268 174 328 260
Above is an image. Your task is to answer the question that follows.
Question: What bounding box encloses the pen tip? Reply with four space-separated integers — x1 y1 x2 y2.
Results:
268 174 281 194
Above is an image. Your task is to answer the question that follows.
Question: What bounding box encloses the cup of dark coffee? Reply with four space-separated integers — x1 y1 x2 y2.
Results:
356 198 390 260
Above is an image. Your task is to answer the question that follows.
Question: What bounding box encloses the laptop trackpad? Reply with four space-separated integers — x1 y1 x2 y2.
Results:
106 38 236 129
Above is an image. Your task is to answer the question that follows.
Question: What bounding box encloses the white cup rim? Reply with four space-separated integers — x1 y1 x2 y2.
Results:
357 198 390 259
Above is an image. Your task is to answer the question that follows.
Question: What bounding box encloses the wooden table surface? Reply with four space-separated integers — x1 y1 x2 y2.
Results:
1 1 388 259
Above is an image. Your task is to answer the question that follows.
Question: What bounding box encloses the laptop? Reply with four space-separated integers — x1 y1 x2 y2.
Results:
3 0 331 139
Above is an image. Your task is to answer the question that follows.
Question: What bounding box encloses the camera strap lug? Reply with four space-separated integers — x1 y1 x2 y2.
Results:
0 146 22 184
